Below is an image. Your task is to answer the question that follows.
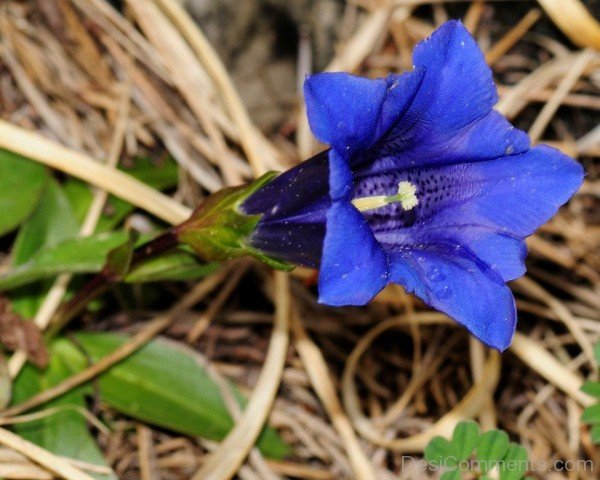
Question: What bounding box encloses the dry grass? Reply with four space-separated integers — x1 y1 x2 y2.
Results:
0 0 599 479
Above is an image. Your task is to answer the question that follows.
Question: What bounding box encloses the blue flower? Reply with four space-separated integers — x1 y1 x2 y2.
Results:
242 20 583 351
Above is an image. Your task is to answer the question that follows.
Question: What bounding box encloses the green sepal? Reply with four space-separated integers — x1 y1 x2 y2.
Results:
176 172 293 271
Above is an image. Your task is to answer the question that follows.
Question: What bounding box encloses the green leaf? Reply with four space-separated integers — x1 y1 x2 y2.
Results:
12 179 79 266
57 333 290 459
104 231 136 279
62 179 93 227
64 157 179 233
0 149 49 236
476 430 510 472
581 381 600 398
125 249 218 283
12 343 115 479
582 403 600 424
591 425 600 443
425 421 480 473
440 470 462 480
121 156 179 190
451 420 480 461
425 436 457 468
9 180 79 317
0 232 128 291
1 232 215 292
499 443 529 480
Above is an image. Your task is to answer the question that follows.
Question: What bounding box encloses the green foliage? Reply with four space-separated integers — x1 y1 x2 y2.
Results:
581 343 600 444
425 421 531 480
425 421 480 469
12 179 79 266
13 350 116 480
499 444 530 480
177 171 293 270
54 333 290 458
9 179 80 317
10 333 289 474
0 149 49 236
0 232 129 290
476 430 510 473
2 151 263 474
0 154 188 295
0 155 214 296
0 232 216 291
63 156 179 233
452 420 481 461
125 249 218 283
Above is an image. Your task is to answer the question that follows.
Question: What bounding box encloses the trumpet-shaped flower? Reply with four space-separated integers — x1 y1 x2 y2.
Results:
241 20 584 351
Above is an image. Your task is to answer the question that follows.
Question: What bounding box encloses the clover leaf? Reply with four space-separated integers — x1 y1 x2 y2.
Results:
425 421 531 479
581 343 600 443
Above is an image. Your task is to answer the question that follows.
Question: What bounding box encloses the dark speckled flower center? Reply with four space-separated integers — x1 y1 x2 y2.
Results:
352 164 482 244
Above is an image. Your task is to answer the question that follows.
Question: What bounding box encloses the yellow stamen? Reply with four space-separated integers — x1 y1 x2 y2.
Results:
352 181 418 212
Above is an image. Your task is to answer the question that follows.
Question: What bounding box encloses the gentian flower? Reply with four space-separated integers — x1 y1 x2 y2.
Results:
178 20 583 351
239 20 584 351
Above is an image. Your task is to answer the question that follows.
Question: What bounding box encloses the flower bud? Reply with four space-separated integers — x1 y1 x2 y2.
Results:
175 172 294 271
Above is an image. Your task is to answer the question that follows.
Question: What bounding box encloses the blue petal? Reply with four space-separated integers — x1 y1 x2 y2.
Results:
381 225 527 282
389 245 517 351
429 145 584 237
247 220 325 268
304 70 424 164
328 147 355 200
365 145 581 281
412 20 498 132
443 229 527 282
304 72 388 158
242 150 330 220
318 201 388 305
375 70 426 141
363 21 529 173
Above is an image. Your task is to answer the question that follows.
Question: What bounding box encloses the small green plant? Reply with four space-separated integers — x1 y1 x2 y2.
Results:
581 344 600 444
424 421 532 480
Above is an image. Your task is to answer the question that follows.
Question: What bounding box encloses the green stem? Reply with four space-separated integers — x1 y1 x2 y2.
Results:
45 229 182 338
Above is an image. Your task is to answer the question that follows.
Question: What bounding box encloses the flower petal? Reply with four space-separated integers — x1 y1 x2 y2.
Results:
465 231 527 281
367 145 581 280
304 70 424 163
242 150 330 221
381 225 527 282
247 220 326 269
436 228 527 282
318 200 388 305
389 245 517 351
428 145 584 237
363 21 529 174
412 20 498 132
328 146 356 200
304 72 388 158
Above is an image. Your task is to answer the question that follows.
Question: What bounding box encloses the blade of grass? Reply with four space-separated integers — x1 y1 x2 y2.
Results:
537 0 600 49
192 271 289 480
291 307 378 480
1 269 229 418
0 427 95 480
152 0 278 176
0 120 191 226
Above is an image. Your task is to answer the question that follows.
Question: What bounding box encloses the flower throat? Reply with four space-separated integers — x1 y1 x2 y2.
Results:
352 181 419 213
